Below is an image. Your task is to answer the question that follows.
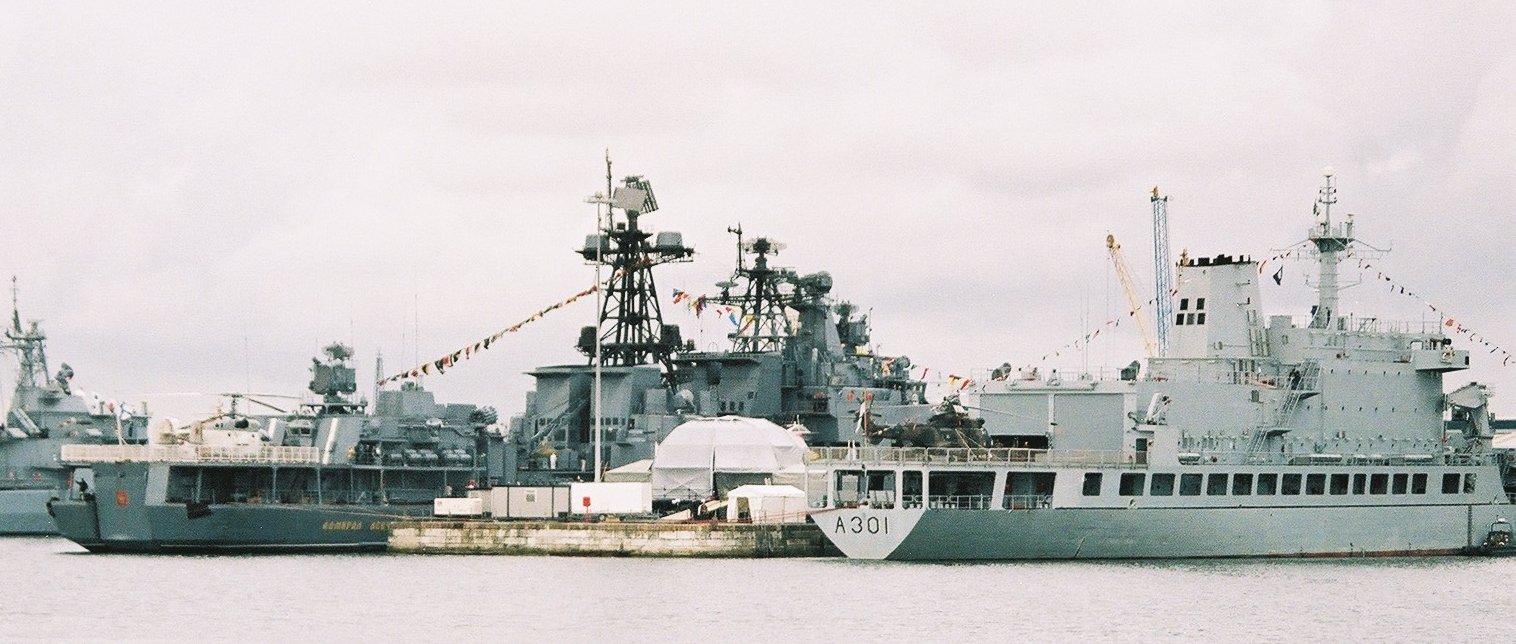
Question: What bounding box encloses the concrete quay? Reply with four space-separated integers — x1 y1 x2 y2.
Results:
389 520 839 557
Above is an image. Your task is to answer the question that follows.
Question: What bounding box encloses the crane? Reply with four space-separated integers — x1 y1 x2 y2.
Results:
1106 233 1158 357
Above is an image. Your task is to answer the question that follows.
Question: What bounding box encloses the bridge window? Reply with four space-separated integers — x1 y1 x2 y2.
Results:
1353 473 1366 494
1082 472 1103 496
1442 472 1460 494
1370 473 1389 494
928 471 995 509
1179 473 1203 496
1256 473 1277 495
1206 473 1228 495
1119 473 1146 496
1149 473 1175 496
1411 473 1427 494
1232 473 1253 495
1392 473 1408 495
833 470 865 506
1281 473 1302 495
1464 473 1477 494
902 471 923 508
1330 474 1349 495
865 471 896 509
1305 473 1326 495
1004 472 1056 509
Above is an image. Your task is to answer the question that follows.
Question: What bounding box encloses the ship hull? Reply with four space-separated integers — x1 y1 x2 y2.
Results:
48 460 441 553
48 496 428 553
816 502 1510 560
0 487 59 535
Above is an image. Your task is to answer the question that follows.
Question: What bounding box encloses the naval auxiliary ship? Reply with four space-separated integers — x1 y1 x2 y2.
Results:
812 174 1515 560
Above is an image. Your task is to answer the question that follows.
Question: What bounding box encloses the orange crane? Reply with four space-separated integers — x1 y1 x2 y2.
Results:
1106 233 1158 357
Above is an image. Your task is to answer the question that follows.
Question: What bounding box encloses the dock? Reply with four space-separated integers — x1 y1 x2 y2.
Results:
389 520 839 557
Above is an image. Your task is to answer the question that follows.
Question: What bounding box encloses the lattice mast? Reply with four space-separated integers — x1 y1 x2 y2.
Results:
579 172 694 372
716 231 793 353
4 277 50 389
1150 188 1174 357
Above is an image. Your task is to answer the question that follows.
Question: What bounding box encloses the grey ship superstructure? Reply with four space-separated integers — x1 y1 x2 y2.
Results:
1 282 146 534
672 229 929 443
509 175 929 484
812 174 1515 560
49 344 506 552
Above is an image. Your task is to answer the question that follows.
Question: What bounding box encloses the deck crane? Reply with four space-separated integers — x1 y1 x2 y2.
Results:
1151 187 1174 356
1106 233 1158 357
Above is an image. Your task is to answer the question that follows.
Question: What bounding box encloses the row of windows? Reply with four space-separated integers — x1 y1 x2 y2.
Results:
1176 297 1207 326
1176 312 1206 326
1097 471 1477 498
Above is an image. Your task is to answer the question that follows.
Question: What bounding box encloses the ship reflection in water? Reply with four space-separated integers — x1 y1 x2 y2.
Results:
5 536 1515 641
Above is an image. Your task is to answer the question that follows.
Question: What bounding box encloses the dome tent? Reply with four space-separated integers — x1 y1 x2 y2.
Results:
650 416 809 500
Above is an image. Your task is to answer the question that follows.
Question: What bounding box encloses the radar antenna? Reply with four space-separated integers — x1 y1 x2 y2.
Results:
711 233 796 353
579 173 694 371
3 277 51 390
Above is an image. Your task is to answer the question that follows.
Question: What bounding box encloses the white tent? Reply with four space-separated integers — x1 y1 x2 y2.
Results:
651 416 809 500
725 484 809 524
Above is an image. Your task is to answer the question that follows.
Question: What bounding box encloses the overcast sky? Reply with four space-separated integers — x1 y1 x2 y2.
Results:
2 2 1513 420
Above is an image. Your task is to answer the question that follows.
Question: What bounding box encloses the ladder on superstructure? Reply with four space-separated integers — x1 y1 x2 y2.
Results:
1245 360 1321 460
527 397 590 447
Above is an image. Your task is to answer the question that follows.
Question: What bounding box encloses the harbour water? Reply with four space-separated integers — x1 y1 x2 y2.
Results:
4 537 1513 642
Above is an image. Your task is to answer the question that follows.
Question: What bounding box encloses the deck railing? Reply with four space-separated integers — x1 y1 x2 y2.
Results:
811 446 1140 468
812 446 1497 468
59 444 322 465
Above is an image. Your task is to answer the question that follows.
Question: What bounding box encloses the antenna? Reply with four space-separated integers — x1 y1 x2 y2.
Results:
728 224 745 271
1308 170 1349 329
412 291 421 385
10 276 21 336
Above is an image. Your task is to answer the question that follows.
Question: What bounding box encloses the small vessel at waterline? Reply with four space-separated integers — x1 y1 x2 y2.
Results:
48 344 506 552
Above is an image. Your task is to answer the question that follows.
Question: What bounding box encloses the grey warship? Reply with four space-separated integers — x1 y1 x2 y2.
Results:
1 282 147 535
48 344 505 552
813 174 1515 560
508 173 929 484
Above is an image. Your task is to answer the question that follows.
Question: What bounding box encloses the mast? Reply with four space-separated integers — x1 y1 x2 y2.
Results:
593 153 609 482
717 235 793 353
1151 188 1174 357
580 161 694 479
4 277 50 390
1307 171 1351 329
579 173 693 369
